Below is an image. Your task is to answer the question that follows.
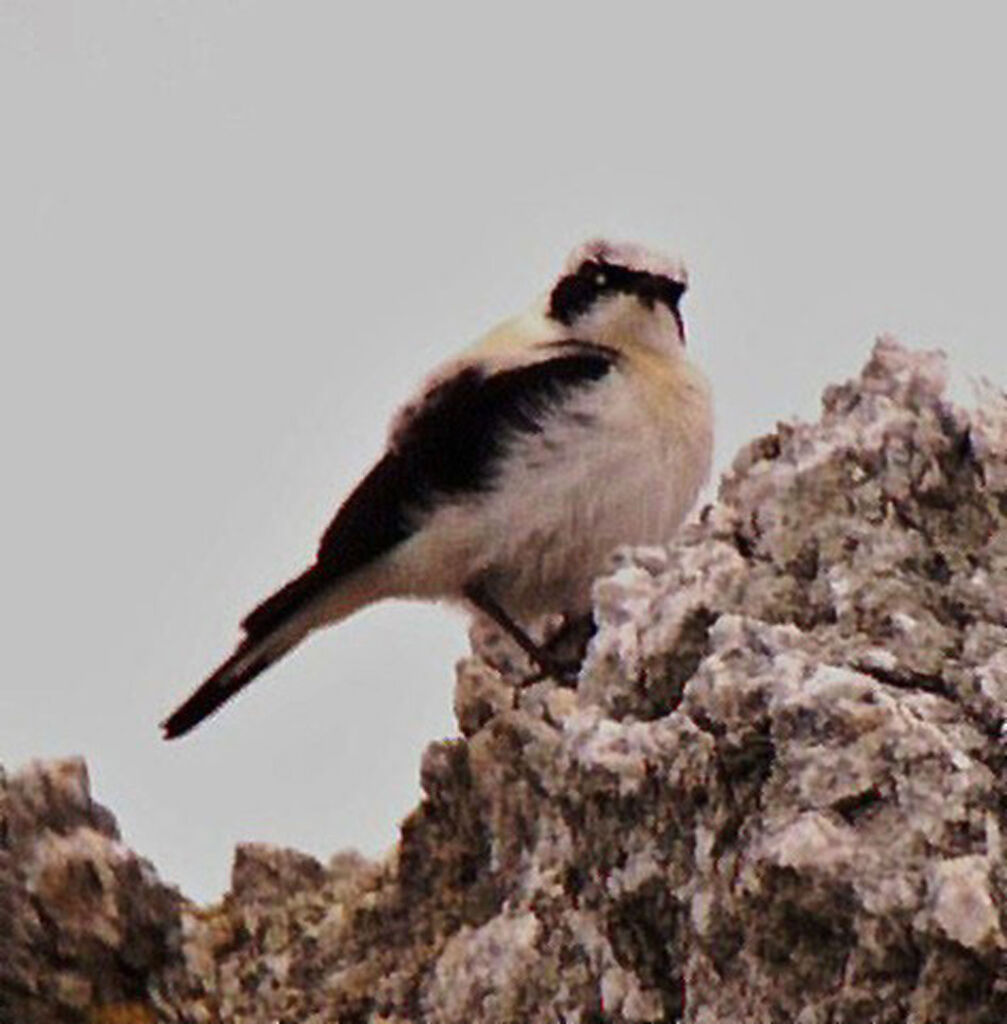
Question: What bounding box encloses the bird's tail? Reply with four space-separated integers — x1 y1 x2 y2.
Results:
161 564 385 739
160 618 308 739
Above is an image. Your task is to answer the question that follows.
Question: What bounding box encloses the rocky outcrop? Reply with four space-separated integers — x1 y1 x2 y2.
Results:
0 758 183 1024
4 339 1007 1023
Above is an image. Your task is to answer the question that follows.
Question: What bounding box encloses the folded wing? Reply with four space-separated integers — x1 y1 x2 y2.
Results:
162 345 617 737
242 345 617 637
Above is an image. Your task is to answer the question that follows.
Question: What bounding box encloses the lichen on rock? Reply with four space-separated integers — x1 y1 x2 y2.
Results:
4 338 1007 1023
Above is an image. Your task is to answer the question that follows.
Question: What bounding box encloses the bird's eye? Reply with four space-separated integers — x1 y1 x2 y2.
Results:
595 272 607 286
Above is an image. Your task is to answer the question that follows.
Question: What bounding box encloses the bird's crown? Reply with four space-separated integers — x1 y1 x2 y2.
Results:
562 238 688 289
549 238 688 327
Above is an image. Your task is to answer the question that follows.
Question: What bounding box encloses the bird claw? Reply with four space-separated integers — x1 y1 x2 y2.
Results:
520 655 582 688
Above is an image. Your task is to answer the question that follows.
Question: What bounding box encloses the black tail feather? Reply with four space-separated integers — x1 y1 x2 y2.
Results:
240 565 326 639
161 639 287 739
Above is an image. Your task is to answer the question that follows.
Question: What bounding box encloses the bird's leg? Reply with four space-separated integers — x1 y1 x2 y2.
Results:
463 582 578 684
463 581 548 666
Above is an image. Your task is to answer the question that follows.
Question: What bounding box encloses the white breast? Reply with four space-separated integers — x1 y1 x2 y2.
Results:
394 353 713 621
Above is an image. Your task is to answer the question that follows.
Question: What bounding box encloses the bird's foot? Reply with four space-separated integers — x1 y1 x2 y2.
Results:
520 655 581 688
464 582 595 688
520 613 596 687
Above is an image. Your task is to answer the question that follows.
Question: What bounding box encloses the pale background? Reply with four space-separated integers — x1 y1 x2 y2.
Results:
2 3 1003 901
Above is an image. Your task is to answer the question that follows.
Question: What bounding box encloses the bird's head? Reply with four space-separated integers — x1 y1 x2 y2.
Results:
548 239 689 355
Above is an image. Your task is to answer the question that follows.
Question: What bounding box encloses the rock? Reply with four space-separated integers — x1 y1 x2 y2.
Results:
0 758 184 1024
5 338 1007 1022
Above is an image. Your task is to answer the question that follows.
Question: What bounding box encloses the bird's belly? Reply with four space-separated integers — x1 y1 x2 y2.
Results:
476 417 706 618
388 374 711 623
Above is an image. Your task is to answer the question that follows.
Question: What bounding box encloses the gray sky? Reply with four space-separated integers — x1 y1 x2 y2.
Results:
2 3 1004 901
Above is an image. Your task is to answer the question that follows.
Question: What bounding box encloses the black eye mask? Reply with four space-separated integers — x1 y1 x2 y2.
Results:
548 260 686 326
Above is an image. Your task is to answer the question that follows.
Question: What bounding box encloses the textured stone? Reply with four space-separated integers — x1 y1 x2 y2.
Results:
4 338 1007 1022
0 758 184 1024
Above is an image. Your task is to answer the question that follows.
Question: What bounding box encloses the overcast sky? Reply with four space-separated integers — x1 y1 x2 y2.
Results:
2 3 1004 901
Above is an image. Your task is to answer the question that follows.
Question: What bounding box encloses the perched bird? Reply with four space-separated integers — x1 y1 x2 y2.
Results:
161 239 713 738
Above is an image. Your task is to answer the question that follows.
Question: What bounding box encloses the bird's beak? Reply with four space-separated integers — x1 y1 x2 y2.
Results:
673 308 686 345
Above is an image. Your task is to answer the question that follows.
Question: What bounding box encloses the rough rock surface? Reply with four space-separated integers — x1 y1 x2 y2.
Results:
0 758 183 1024
4 338 1007 1023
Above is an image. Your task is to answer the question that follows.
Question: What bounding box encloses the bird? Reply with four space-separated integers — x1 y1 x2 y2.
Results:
161 238 713 739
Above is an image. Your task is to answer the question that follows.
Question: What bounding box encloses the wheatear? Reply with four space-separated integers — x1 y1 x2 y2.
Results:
162 239 713 738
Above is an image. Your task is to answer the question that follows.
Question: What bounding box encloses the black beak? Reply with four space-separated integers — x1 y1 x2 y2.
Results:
672 307 686 345
640 274 686 344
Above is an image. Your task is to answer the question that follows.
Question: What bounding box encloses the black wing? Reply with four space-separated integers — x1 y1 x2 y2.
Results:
240 346 617 638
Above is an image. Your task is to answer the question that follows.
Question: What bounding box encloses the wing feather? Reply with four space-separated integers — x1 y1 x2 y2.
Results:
241 347 616 638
